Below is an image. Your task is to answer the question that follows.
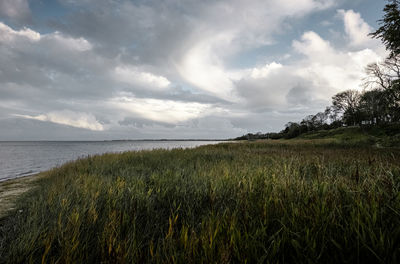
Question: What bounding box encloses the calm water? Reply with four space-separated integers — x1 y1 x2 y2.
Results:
0 141 221 181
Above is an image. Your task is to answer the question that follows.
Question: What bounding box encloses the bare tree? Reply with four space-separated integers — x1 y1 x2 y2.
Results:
364 62 391 90
311 112 327 128
324 106 339 123
364 56 400 106
331 90 361 126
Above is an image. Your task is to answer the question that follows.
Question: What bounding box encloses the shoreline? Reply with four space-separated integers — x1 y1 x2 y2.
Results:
0 141 225 217
0 171 39 183
0 173 43 218
0 140 224 184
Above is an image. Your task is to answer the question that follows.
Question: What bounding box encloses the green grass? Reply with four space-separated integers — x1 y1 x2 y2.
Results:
298 125 400 147
1 140 400 263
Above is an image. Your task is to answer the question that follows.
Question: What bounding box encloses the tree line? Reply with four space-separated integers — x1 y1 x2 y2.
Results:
236 0 400 141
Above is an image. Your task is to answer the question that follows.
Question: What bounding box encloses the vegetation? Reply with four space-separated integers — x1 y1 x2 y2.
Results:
1 2 400 263
370 0 400 57
1 140 400 263
237 0 400 142
236 64 400 140
298 125 400 147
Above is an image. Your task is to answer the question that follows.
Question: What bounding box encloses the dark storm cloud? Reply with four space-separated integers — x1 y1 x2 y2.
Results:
50 0 195 67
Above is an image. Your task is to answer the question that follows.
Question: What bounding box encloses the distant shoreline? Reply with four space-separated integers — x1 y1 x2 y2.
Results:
0 140 224 183
0 139 230 143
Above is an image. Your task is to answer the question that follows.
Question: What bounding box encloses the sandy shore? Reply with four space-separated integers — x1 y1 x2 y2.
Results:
0 174 44 218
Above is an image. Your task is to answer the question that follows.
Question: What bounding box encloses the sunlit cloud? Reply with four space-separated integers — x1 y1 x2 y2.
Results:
338 9 376 48
109 96 213 124
0 22 40 42
113 65 171 91
14 111 104 131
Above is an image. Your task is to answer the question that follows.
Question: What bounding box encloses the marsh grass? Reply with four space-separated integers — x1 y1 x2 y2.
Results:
1 140 400 263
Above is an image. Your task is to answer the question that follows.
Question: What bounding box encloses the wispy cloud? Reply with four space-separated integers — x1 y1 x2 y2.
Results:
14 111 104 131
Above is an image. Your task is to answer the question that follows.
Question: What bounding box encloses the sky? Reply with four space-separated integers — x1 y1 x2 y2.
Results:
0 0 389 140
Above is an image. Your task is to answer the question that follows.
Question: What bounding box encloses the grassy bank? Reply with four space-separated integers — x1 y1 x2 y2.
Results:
298 124 400 147
1 140 400 263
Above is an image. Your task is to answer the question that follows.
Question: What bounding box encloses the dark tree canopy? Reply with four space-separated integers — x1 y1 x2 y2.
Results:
370 0 400 56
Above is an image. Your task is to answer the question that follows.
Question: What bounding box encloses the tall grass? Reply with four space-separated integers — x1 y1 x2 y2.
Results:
1 140 400 263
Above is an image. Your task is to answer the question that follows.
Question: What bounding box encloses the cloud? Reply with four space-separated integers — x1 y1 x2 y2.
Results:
0 118 105 141
177 34 238 102
0 22 101 102
234 23 384 116
293 31 333 56
236 66 298 111
250 62 283 79
0 22 40 43
286 83 318 106
0 22 92 52
108 96 214 124
172 0 336 101
51 0 336 101
0 0 387 139
0 0 31 24
46 33 92 52
293 31 383 95
337 9 375 48
15 110 104 131
113 65 171 91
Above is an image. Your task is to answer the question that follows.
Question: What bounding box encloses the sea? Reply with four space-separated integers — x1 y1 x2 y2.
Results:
0 140 221 182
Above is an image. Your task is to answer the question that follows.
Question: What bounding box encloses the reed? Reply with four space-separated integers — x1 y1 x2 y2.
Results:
1 140 400 263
